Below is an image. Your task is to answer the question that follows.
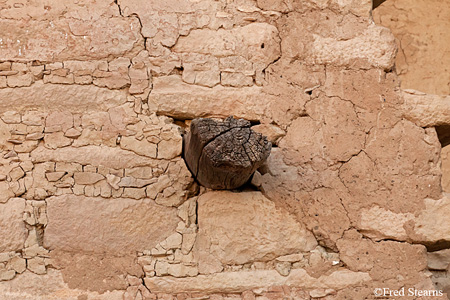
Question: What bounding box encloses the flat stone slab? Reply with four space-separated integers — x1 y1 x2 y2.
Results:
44 195 179 254
145 268 371 294
194 191 318 271
0 198 26 252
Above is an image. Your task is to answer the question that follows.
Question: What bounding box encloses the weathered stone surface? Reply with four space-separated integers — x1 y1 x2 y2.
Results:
0 198 26 252
311 24 396 70
148 75 271 121
173 23 280 67
413 194 450 243
0 81 127 113
44 195 179 254
402 90 450 127
50 250 143 294
145 268 370 293
0 17 143 61
358 206 414 241
194 191 317 269
0 0 445 297
0 269 124 300
374 0 450 95
0 0 119 20
428 249 450 271
73 172 105 185
120 136 157 158
279 11 396 70
31 145 156 168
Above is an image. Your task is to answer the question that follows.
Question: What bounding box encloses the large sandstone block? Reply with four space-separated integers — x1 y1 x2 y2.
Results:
310 24 397 70
374 0 450 95
145 268 370 294
0 0 119 20
0 198 26 252
44 195 179 254
0 269 124 300
280 12 396 70
0 17 143 61
148 75 269 121
31 145 157 169
402 90 450 127
414 194 450 244
0 81 127 113
173 23 280 67
194 191 317 271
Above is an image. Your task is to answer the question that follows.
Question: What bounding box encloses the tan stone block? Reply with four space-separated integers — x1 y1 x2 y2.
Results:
145 269 370 294
251 124 285 144
0 71 18 76
0 269 16 281
74 172 105 185
0 18 143 61
6 74 33 87
27 257 46 275
44 195 179 254
93 72 130 89
30 65 44 78
1 111 21 124
160 233 182 250
219 56 254 75
173 23 280 68
125 167 153 179
45 111 73 132
414 195 450 243
9 256 26 274
157 136 182 160
118 177 156 188
0 62 11 71
0 198 26 252
109 57 131 72
122 187 146 199
45 172 66 182
220 72 253 87
74 75 93 84
276 253 304 263
64 128 81 138
0 269 124 299
148 75 270 121
22 111 46 126
310 24 396 69
43 132 72 149
9 167 24 181
428 249 450 271
402 90 450 127
194 191 317 269
129 67 148 80
25 132 44 141
14 140 39 153
0 81 127 113
31 145 157 169
129 79 149 94
0 76 6 88
120 136 157 158
64 60 108 73
43 73 75 84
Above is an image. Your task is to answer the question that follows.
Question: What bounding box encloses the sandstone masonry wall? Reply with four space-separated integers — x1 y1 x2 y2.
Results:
0 0 448 299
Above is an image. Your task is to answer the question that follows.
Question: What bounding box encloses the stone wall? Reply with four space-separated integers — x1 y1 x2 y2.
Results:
0 0 448 299
374 0 450 297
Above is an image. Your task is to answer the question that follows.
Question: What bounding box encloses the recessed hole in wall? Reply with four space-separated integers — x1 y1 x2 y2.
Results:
372 0 387 10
